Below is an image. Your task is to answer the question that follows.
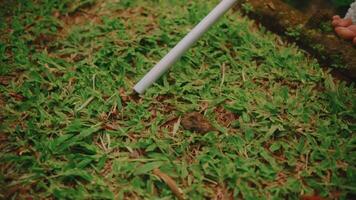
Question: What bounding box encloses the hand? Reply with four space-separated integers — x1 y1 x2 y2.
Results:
332 15 356 45
332 15 353 27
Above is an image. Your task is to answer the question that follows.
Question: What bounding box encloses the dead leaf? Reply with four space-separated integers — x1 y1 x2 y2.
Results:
301 195 325 200
172 117 181 136
103 122 119 131
17 147 29 156
0 76 11 86
119 88 141 104
153 168 185 200
0 133 8 142
213 184 233 200
266 2 276 10
9 92 25 101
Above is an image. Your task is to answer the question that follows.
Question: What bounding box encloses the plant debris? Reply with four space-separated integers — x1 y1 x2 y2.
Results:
153 168 185 200
181 112 215 134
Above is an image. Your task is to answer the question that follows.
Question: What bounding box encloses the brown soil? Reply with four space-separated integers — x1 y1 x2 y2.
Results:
237 0 356 80
0 93 5 122
0 76 11 86
54 2 102 40
181 112 215 134
214 106 239 127
211 184 234 200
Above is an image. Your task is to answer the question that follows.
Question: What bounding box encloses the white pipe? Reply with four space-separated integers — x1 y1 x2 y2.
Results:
133 0 237 94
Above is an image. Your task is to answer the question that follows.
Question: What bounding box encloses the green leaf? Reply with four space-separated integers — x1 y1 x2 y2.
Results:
134 161 164 175
60 169 93 182
242 112 251 123
269 142 281 152
66 123 102 145
245 128 255 141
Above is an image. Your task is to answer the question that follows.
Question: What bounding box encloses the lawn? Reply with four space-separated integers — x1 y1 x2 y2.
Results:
0 0 355 199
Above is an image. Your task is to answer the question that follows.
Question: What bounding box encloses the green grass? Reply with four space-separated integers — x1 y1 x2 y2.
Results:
1 0 356 199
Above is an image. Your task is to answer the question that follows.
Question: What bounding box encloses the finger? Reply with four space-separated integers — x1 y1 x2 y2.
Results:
333 15 341 20
339 18 353 27
347 24 356 32
332 19 340 27
335 27 356 40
